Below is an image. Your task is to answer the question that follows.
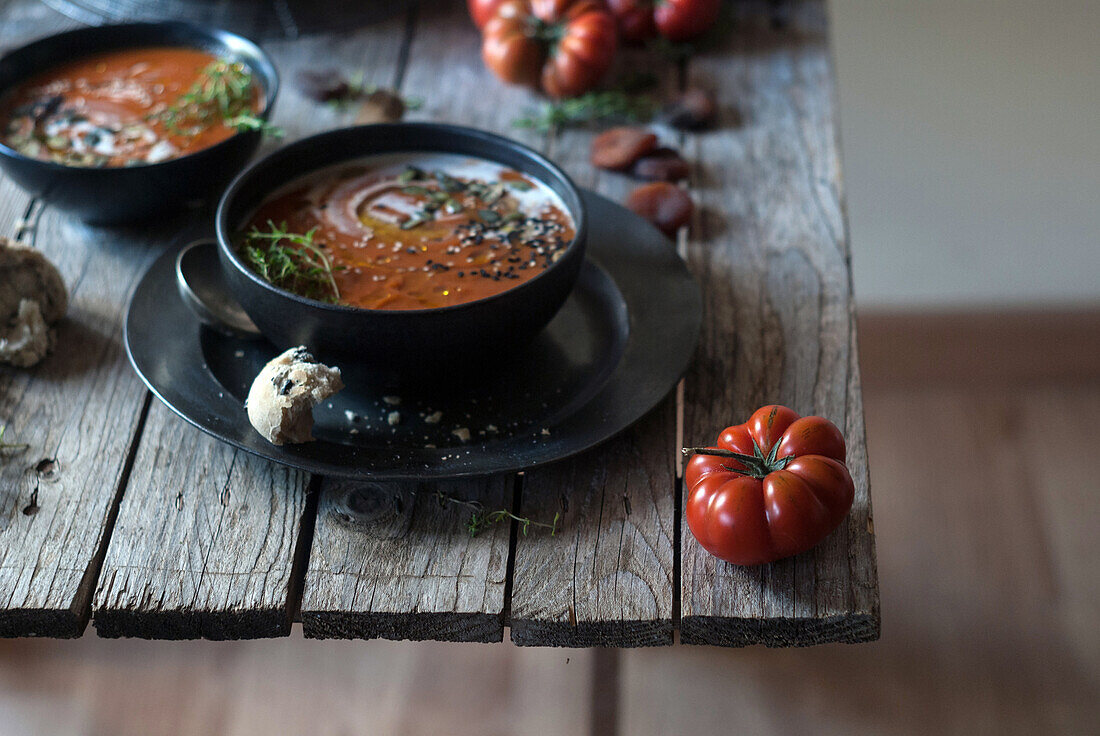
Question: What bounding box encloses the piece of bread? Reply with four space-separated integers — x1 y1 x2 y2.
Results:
0 237 68 368
245 346 344 445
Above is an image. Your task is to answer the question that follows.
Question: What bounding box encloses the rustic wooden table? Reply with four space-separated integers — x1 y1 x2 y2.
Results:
0 0 878 647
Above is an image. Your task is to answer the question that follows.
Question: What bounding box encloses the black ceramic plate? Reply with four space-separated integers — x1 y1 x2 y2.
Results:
125 190 701 479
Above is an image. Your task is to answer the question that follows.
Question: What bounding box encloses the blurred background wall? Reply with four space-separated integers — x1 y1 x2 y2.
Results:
830 0 1099 309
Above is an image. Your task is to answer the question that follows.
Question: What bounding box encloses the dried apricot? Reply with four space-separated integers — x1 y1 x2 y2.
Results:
626 182 694 236
660 87 717 130
590 126 659 170
632 147 691 181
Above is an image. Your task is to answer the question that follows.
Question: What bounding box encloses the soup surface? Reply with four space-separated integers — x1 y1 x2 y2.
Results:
238 153 577 310
0 46 262 167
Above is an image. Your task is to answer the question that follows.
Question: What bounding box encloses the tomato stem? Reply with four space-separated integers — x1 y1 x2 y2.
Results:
525 16 566 46
681 446 794 479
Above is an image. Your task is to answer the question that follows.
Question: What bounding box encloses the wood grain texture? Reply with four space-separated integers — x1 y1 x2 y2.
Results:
0 209 159 637
92 404 309 639
401 0 542 149
509 54 681 647
0 5 91 638
510 405 677 648
0 1 155 636
302 477 511 641
88 11 412 639
678 1 879 646
298 2 524 641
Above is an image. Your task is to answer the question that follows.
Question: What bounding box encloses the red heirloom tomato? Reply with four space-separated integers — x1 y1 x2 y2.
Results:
683 405 854 566
482 0 619 98
607 0 720 42
654 0 721 41
606 0 657 42
468 0 508 28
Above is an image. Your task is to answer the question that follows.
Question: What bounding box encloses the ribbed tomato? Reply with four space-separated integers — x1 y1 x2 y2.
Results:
481 0 618 98
683 405 854 566
654 0 720 42
468 0 508 29
606 0 656 42
607 0 719 42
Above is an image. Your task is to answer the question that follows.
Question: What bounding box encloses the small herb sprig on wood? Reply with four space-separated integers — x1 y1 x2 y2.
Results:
513 90 657 133
433 490 561 538
242 221 343 302
156 60 282 138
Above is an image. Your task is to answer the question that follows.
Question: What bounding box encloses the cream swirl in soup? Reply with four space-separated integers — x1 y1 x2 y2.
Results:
238 153 577 310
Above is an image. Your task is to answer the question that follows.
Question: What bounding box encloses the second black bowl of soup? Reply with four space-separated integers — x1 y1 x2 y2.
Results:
216 123 587 380
0 22 277 224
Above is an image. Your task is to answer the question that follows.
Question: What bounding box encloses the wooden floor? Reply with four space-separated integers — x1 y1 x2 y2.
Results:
2 315 1098 735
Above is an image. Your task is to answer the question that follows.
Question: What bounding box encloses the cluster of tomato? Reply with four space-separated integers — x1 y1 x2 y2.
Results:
469 0 721 98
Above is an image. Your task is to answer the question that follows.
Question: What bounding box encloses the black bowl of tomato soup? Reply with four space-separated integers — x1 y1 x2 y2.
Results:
0 22 277 224
216 123 587 381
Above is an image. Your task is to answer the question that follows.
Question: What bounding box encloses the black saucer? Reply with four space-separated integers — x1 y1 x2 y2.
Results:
125 189 702 479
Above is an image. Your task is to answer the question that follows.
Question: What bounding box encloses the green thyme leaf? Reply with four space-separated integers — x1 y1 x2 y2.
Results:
241 221 340 302
158 60 283 139
513 90 657 133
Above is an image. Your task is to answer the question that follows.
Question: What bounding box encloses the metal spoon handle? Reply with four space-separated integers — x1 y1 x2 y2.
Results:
175 239 264 340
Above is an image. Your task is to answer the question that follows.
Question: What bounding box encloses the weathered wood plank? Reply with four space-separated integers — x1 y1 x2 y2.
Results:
303 477 511 641
89 11 412 638
509 56 681 647
0 210 163 637
299 1 525 640
510 404 677 647
678 1 879 646
401 0 542 148
0 4 144 638
92 404 310 639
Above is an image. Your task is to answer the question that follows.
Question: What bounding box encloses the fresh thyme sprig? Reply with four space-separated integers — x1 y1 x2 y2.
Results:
433 490 561 538
242 221 343 302
513 90 657 133
156 59 282 138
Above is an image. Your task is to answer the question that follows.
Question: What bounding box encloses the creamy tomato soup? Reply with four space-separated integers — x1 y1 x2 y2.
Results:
238 153 577 310
0 46 262 167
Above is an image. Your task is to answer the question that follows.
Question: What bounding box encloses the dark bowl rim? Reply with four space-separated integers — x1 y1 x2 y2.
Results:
215 122 589 317
0 20 279 173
